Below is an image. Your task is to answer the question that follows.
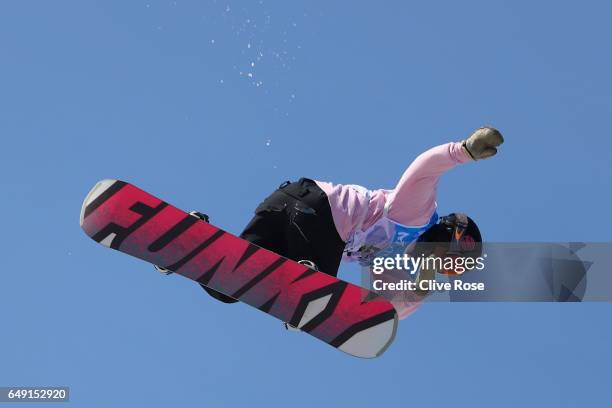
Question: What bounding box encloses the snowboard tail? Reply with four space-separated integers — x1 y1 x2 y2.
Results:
80 179 398 358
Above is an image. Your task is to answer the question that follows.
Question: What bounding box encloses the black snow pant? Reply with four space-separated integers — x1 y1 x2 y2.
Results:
202 178 346 304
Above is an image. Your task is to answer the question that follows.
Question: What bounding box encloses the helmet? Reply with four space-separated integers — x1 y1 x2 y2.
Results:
417 213 482 275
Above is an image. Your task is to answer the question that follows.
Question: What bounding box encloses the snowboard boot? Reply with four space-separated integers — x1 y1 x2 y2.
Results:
201 284 239 304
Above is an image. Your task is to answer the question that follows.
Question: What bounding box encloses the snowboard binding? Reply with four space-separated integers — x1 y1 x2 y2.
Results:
154 210 210 275
297 259 319 271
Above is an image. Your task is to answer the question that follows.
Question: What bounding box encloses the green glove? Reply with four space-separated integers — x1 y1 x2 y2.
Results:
463 127 504 160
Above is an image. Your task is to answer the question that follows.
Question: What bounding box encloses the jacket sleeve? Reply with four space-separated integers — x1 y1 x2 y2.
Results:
387 141 472 225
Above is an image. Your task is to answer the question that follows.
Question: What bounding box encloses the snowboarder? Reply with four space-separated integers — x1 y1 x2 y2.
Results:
201 127 504 317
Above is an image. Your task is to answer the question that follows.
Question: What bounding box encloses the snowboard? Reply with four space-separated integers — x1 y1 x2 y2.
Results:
80 179 398 358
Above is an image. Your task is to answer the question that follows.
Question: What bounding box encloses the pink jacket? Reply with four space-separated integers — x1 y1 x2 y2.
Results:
314 141 472 318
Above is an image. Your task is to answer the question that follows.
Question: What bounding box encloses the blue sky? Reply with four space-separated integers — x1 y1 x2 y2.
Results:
1 1 611 406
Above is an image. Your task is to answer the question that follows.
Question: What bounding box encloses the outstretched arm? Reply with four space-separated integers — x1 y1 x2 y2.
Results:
387 127 504 226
